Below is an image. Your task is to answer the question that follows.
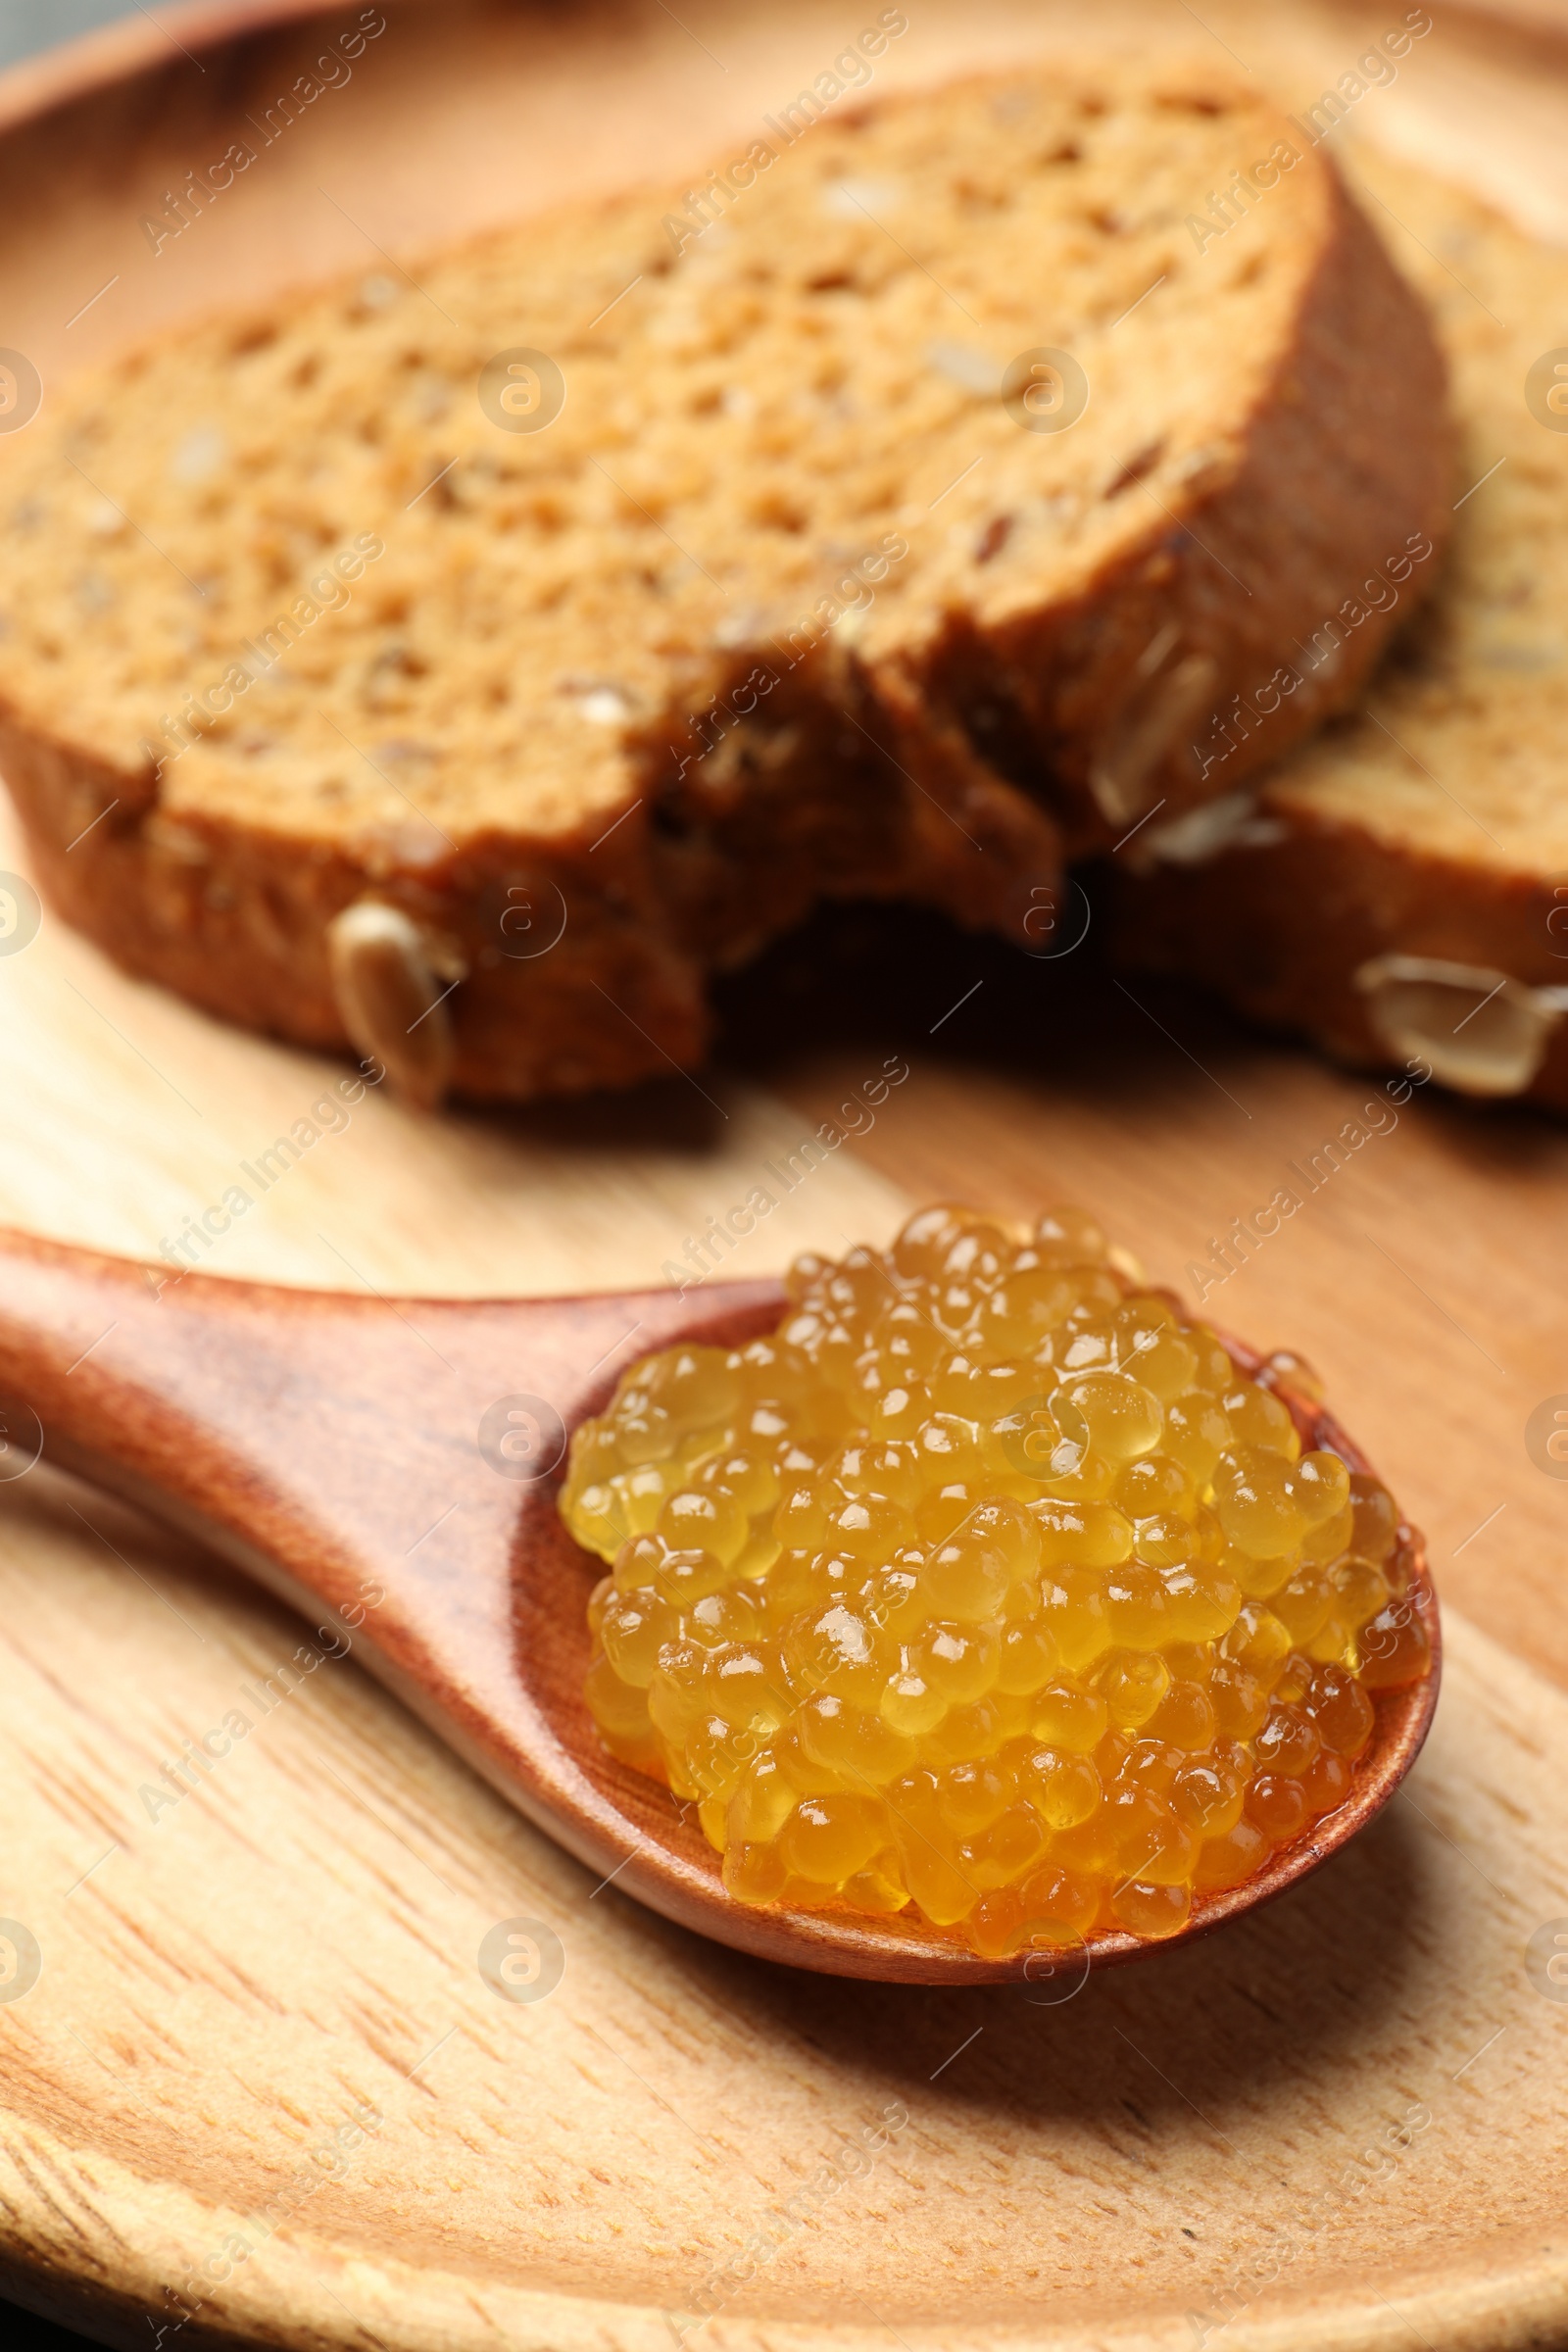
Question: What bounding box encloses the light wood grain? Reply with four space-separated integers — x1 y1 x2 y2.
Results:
0 1 1566 2347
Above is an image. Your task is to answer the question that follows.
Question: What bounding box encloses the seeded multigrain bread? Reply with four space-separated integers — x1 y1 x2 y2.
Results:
1114 153 1568 1111
0 67 1449 1103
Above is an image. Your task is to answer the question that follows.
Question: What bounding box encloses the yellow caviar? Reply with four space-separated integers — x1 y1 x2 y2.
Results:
561 1204 1431 1957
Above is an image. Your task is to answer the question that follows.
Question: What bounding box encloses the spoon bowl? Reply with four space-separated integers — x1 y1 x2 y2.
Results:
0 1226 1440 1983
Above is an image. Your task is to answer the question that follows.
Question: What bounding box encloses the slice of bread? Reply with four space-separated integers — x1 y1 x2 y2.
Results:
1113 151 1568 1112
0 63 1448 1103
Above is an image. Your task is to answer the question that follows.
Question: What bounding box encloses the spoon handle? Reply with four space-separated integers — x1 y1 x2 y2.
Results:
0 1221 508 1634
0 1214 764 1590
0 1223 781 1855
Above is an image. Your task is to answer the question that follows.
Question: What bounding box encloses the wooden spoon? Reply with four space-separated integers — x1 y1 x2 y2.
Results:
0 1225 1440 1984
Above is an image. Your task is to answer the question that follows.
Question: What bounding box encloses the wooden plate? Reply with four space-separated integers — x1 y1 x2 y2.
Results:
1 2 1567 2346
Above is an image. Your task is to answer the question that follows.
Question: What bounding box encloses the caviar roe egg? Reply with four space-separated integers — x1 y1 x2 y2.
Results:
561 1203 1430 1958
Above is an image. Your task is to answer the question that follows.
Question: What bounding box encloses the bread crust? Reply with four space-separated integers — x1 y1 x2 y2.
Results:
1109 145 1568 1116
906 176 1453 853
0 73 1452 1102
0 678 1059 1102
1111 808 1568 1114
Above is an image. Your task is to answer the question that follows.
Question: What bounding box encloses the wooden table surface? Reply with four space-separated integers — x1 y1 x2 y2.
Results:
1 3 1567 2348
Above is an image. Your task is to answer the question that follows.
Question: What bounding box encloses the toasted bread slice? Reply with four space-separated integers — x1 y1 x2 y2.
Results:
0 64 1448 1102
1115 151 1568 1111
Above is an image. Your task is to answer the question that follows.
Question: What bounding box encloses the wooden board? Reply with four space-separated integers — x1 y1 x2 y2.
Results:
1 2 1568 2346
